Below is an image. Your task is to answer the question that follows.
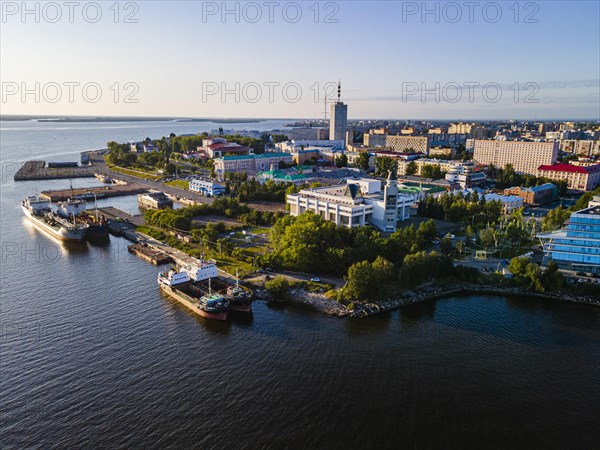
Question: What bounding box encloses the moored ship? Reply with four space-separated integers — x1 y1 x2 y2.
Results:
157 258 229 321
226 271 253 312
56 198 109 242
21 196 88 242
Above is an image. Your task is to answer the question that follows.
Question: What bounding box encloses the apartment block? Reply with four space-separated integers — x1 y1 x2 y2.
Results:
473 140 558 175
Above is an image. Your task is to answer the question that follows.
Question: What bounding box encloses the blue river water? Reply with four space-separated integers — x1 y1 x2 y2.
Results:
1 120 599 449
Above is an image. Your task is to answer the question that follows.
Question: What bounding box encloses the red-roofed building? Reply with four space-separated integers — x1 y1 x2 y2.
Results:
206 142 252 158
537 163 600 191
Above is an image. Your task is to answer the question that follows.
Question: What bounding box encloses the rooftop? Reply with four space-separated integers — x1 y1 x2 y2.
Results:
537 163 600 174
219 152 290 161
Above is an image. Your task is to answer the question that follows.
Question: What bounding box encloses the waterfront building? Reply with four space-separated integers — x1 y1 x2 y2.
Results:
286 175 414 232
536 163 600 191
473 140 559 175
138 191 173 210
503 184 558 205
330 83 348 145
538 197 600 274
189 179 226 197
214 152 293 177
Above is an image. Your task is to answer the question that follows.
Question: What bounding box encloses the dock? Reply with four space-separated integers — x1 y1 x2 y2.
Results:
128 243 173 265
40 184 148 202
14 161 96 181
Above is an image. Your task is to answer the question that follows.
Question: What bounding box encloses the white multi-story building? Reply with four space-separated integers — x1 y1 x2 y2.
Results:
189 179 226 197
286 174 414 232
473 140 559 175
537 163 600 191
214 152 293 177
397 158 476 176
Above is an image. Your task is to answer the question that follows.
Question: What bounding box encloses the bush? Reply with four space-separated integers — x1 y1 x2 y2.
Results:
265 276 291 301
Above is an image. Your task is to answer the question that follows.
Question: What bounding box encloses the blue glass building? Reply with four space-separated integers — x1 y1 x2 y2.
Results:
538 196 600 274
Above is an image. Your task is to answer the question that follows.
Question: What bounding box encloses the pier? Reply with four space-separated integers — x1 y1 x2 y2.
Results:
14 160 96 180
128 243 173 265
40 184 148 202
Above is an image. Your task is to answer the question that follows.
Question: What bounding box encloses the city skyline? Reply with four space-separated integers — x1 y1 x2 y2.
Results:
1 1 599 119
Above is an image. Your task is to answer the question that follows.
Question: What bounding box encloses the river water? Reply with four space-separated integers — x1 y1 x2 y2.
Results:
1 120 599 449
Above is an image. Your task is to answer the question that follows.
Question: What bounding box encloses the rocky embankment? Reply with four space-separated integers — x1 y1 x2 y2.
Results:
254 281 600 319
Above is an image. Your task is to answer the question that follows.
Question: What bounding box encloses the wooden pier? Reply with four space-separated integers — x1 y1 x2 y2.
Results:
14 161 96 181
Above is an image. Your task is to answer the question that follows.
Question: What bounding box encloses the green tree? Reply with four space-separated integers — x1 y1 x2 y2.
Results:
542 206 570 231
406 161 417 176
355 152 371 171
343 256 396 301
335 153 348 168
375 156 396 177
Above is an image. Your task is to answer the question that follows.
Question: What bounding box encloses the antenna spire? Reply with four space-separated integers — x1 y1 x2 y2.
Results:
337 80 341 103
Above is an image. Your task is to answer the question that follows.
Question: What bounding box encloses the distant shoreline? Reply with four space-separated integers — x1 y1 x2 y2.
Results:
0 115 274 124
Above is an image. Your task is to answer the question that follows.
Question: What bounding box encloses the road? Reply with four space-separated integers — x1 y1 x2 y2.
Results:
88 152 214 205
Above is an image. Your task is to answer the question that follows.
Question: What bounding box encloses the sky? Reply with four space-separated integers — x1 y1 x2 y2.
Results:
1 1 599 120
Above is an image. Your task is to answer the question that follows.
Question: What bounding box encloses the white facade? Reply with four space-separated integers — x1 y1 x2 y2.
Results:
484 193 524 213
286 178 414 232
473 140 559 174
189 179 226 197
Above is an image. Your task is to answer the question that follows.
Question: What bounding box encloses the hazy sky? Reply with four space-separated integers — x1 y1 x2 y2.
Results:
1 1 599 119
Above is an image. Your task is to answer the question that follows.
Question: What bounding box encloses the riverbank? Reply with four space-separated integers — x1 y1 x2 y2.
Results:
260 280 600 318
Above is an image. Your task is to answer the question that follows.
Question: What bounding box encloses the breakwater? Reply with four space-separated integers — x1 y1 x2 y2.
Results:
14 160 96 180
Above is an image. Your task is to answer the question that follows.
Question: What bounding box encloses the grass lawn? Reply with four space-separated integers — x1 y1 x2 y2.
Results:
108 164 162 181
212 255 255 277
249 227 271 235
165 180 189 190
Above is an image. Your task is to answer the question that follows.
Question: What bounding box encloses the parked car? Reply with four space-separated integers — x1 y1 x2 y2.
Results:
310 278 321 283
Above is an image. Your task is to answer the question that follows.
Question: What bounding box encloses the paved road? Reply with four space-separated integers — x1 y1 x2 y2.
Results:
89 152 214 205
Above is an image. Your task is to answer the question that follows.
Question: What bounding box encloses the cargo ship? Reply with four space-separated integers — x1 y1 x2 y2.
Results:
157 258 230 321
21 196 88 242
56 198 109 242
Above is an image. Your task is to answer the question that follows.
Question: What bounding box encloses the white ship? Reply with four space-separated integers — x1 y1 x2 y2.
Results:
21 196 88 242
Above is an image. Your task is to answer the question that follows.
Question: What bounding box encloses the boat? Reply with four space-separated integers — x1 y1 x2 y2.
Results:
157 265 229 321
21 195 88 242
57 197 109 242
95 174 113 183
198 278 229 320
226 270 253 312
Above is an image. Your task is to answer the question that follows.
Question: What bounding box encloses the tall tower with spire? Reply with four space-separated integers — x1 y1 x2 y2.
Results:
383 165 399 232
329 81 348 146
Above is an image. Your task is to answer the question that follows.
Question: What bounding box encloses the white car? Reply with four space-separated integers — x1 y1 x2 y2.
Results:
310 277 321 283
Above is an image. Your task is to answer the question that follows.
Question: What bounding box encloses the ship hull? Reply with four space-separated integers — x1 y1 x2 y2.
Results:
22 206 86 242
228 302 252 312
159 283 228 321
85 225 110 241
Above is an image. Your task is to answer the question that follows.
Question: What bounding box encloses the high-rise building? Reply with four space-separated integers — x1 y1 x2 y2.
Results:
473 140 558 175
383 170 399 232
329 82 348 145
